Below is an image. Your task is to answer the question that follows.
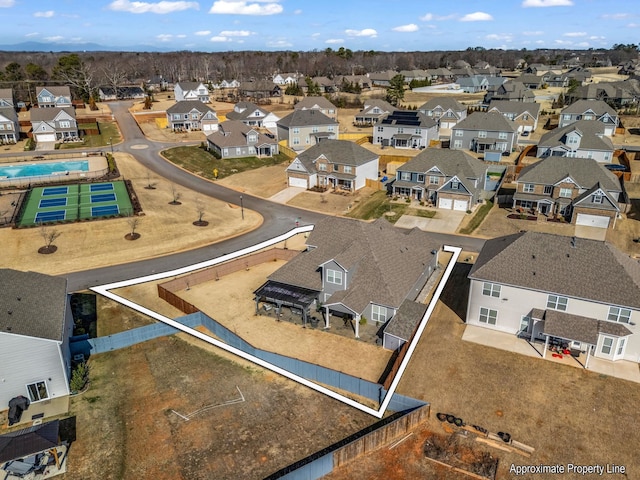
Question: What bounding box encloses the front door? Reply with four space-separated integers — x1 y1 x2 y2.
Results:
539 204 549 215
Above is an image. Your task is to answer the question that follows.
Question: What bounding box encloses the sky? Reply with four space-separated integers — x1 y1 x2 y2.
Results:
0 0 638 52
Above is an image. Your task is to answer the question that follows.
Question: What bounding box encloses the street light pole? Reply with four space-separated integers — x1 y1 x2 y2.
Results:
240 195 244 220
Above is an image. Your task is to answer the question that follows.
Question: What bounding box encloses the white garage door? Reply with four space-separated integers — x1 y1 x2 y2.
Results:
36 133 56 142
202 124 217 132
576 213 610 228
288 176 307 188
453 199 468 211
438 198 452 209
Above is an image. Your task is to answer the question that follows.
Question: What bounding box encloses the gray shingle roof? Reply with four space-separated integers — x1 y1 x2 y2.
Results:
277 109 338 128
397 148 487 180
380 111 437 128
561 99 617 117
268 217 441 313
538 120 614 151
30 106 76 122
453 111 516 132
517 156 621 192
543 310 632 344
572 183 619 211
295 140 378 170
206 120 276 148
469 232 640 310
0 269 67 341
226 102 267 121
488 100 541 117
383 299 428 341
36 86 71 97
419 97 465 112
294 96 336 110
167 100 215 115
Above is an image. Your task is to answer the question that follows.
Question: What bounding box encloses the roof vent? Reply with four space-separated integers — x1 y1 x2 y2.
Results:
532 254 536 259
7 310 12 315
532 272 536 276
16 297 21 301
571 236 577 248
6 326 11 331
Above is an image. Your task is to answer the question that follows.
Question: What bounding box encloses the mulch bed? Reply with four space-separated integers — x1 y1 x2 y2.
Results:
38 245 58 254
506 214 537 221
125 233 141 240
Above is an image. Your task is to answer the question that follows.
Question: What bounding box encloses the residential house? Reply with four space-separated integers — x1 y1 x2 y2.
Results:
218 79 241 89
450 111 517 156
240 80 281 100
145 74 172 92
340 75 371 90
273 72 303 85
97 85 145 101
174 82 210 103
310 76 338 94
254 216 441 341
399 70 429 82
524 64 557 75
425 68 454 83
166 101 219 132
276 109 339 151
286 139 379 191
541 71 570 88
373 110 438 149
0 269 73 426
487 100 541 133
294 96 337 120
392 148 488 211
418 97 467 130
353 99 395 126
369 70 398 87
455 75 489 93
466 232 640 367
485 81 535 103
559 100 619 135
35 86 72 108
566 80 639 107
537 120 615 163
0 89 18 143
225 101 280 132
30 107 78 143
0 88 14 108
516 74 544 89
512 156 624 228
206 120 278 159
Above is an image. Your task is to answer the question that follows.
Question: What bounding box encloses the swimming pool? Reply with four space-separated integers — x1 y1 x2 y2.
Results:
0 160 89 179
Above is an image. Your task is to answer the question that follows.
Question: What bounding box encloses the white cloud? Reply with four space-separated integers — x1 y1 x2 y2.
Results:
627 23 639 28
266 39 293 48
210 35 231 42
34 10 54 17
219 30 254 36
209 1 283 15
156 34 174 41
109 0 199 14
419 12 455 21
311 32 320 37
25 32 39 37
563 31 586 37
486 33 513 41
522 0 573 7
44 35 64 42
293 9 302 14
195 30 211 35
554 39 573 45
420 13 433 21
176 34 187 38
392 24 418 32
460 12 493 22
345 28 377 37
523 30 544 35
601 13 631 19
0 0 15 7
589 35 605 40
325 38 344 44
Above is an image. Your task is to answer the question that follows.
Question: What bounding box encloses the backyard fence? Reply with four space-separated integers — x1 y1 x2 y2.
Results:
278 143 297 159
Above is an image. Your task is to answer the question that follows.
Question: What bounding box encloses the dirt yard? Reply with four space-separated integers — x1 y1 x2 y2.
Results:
327 262 640 480
64 302 377 480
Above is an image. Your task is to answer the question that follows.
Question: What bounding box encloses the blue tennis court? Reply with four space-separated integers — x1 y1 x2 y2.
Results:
35 210 66 223
91 205 119 217
39 197 68 208
90 183 114 192
91 193 116 203
42 186 69 196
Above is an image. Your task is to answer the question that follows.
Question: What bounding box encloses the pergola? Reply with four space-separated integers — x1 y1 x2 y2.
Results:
254 281 320 326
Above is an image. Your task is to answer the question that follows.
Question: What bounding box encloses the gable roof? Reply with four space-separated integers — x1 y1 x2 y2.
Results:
362 98 395 112
561 99 617 117
267 217 441 312
397 148 486 180
453 111 516 132
30 106 76 122
488 100 541 117
175 81 205 92
380 110 437 128
206 120 276 148
419 97 465 112
36 86 71 98
517 156 621 192
538 120 614 151
166 100 215 115
383 299 428 341
294 140 378 171
469 232 640 310
294 96 335 111
0 269 67 341
277 109 338 128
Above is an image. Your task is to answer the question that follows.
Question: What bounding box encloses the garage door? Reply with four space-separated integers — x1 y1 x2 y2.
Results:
438 198 452 209
453 199 468 211
202 124 217 132
288 176 307 188
576 213 610 228
36 133 56 142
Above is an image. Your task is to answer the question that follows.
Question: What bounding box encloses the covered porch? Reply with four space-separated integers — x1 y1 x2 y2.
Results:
472 137 509 153
255 143 278 157
326 172 357 192
391 133 422 149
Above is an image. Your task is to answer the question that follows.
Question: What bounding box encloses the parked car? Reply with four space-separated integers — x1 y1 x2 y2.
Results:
520 131 529 137
604 163 627 172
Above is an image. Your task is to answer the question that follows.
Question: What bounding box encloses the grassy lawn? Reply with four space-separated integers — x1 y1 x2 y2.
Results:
458 200 493 235
59 121 121 150
162 146 289 180
347 190 407 223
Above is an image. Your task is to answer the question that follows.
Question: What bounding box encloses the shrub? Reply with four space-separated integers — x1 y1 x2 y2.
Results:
70 362 89 393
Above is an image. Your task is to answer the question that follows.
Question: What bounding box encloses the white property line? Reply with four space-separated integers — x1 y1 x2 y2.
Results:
90 225 461 419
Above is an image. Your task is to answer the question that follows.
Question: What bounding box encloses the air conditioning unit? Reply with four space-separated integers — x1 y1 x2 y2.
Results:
73 354 85 362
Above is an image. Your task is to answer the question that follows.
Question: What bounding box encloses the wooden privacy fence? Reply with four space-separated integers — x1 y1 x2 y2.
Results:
365 178 384 191
380 341 410 390
333 404 430 468
278 142 297 159
158 248 300 313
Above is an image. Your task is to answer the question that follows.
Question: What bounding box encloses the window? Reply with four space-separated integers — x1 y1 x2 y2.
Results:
547 294 568 311
608 306 631 324
400 172 411 181
563 114 571 120
318 163 327 171
523 184 534 193
293 127 300 134
544 185 553 195
478 131 487 138
559 188 572 198
397 127 404 134
454 130 463 137
592 194 603 204
451 179 459 190
479 307 497 325
482 282 501 298
27 381 49 402
333 164 339 172
312 126 319 133
293 137 300 145
617 338 626 356
567 135 578 145
59 121 70 128
429 175 439 185
601 336 614 355
247 134 257 143
344 165 352 174
453 140 462 148
328 126 335 132
371 305 387 323
523 114 529 120
583 114 593 120
498 131 507 139
236 148 242 155
415 128 421 134
587 151 593 159
604 152 612 161
377 126 384 132
223 148 228 156
191 113 198 119
417 174 424 183
326 269 342 285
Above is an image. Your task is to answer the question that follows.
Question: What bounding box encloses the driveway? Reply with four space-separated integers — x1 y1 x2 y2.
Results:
395 210 466 233
268 186 305 203
574 225 607 241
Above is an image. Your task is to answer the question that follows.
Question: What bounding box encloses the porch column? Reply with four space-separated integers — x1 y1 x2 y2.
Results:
543 335 549 359
254 297 260 315
585 345 592 369
354 314 360 339
324 306 330 329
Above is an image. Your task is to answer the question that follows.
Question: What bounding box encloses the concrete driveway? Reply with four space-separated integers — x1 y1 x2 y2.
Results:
574 225 607 241
268 186 305 203
395 210 466 234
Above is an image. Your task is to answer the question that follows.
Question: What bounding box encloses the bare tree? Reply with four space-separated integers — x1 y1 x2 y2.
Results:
125 217 141 240
169 184 182 205
102 62 128 96
193 197 208 226
39 225 61 254
144 171 157 190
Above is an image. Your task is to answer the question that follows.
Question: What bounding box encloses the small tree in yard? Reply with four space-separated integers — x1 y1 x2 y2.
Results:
143 95 153 110
39 225 61 254
169 184 182 205
144 171 157 190
386 74 406 107
125 217 141 240
193 197 208 226
70 362 89 393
